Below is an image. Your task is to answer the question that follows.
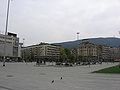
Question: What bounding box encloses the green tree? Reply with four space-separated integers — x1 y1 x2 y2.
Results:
64 48 76 63
69 54 76 63
59 48 67 62
60 48 77 64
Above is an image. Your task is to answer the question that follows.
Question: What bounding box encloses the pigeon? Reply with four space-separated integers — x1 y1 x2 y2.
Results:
51 80 54 83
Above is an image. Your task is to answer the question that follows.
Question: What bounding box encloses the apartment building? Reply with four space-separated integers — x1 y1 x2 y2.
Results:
22 43 61 63
0 32 20 61
110 47 120 61
101 45 111 62
77 41 100 62
77 40 120 62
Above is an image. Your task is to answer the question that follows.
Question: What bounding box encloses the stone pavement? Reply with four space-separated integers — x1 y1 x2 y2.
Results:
0 62 120 90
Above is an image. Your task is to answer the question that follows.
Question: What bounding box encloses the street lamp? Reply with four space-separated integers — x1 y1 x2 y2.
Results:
3 0 11 66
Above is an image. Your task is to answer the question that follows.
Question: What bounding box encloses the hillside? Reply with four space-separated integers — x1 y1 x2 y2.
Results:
54 37 120 49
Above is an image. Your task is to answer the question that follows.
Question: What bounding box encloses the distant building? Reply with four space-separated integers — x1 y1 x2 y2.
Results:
0 32 20 61
77 40 120 62
77 41 101 62
21 43 61 63
101 45 111 62
110 47 120 61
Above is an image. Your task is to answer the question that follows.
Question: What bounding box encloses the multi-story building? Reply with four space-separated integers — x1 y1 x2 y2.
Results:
101 45 111 62
77 41 101 62
110 47 120 61
77 40 120 62
0 32 20 61
21 43 61 63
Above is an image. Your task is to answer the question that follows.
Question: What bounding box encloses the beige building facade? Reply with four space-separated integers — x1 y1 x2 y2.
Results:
77 41 101 62
110 47 120 61
77 41 120 62
22 43 61 62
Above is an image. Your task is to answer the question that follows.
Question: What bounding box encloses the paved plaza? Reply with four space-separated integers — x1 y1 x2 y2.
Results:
0 62 120 90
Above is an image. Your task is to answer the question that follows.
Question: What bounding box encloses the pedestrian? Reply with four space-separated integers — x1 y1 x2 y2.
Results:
60 77 62 80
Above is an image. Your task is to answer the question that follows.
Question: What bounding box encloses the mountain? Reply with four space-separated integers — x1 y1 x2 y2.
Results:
54 37 120 49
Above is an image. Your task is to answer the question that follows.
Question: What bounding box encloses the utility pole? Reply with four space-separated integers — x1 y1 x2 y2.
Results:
3 0 11 66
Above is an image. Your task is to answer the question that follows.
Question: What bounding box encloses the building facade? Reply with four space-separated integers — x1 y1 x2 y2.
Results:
0 32 20 61
77 41 101 62
21 43 61 63
110 47 120 61
77 41 120 62
101 45 111 62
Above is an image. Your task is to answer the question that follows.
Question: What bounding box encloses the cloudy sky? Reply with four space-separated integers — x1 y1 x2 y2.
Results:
0 0 120 46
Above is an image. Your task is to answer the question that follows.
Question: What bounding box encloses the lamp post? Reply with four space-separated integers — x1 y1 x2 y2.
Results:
3 0 11 66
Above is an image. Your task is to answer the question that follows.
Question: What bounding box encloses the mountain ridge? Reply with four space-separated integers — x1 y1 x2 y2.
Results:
54 37 120 49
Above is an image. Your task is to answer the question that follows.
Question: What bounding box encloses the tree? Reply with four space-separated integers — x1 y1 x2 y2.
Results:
59 48 77 64
59 48 67 63
64 48 76 63
69 54 76 63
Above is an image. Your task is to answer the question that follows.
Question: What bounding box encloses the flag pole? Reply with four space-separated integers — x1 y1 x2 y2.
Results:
3 0 11 66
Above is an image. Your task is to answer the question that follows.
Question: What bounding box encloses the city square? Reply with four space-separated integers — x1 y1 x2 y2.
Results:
0 62 120 90
1 0 120 90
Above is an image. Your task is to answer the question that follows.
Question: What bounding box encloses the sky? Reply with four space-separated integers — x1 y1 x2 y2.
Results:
0 0 120 46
